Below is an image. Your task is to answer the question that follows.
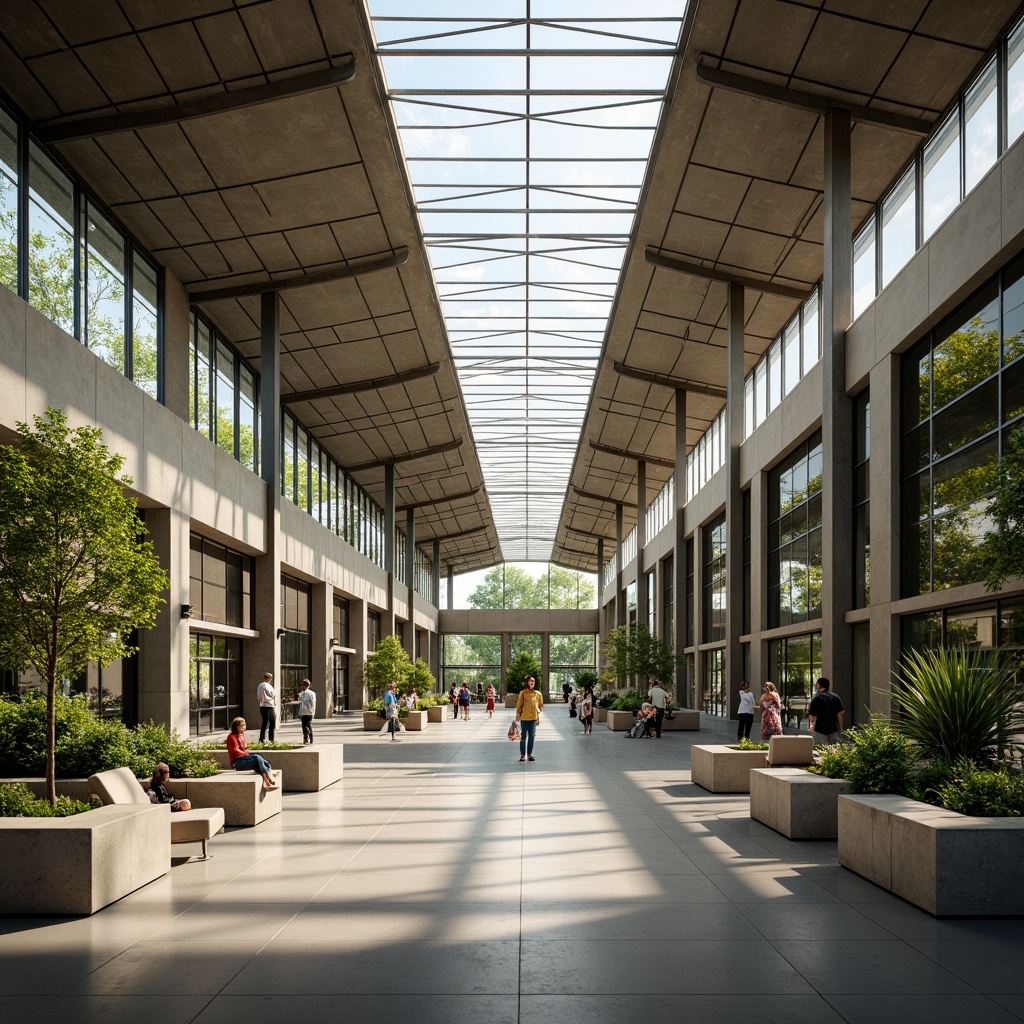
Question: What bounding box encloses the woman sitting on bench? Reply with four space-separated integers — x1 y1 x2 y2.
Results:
226 717 278 789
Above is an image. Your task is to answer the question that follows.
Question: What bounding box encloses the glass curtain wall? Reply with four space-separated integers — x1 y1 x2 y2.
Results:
188 635 241 736
442 634 501 696
280 575 312 717
332 596 350 713
768 633 822 727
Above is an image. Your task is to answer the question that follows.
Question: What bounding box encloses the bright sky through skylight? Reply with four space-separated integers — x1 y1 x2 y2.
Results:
367 2 686 561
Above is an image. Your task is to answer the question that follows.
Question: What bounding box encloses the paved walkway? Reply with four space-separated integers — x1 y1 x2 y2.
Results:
4 705 1024 1024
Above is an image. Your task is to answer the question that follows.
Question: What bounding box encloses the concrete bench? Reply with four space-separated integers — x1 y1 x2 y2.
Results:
750 767 851 839
89 767 225 859
207 745 344 791
661 709 700 730
690 744 768 792
164 772 281 828
765 734 815 766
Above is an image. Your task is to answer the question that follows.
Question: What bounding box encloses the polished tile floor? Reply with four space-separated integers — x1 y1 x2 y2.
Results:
4 706 1024 1024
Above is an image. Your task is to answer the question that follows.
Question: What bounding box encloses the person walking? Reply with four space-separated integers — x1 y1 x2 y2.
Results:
298 678 316 744
449 684 459 719
226 717 277 789
458 681 472 720
756 681 784 740
383 681 401 740
578 685 594 735
808 676 845 744
486 683 496 718
515 675 544 762
736 680 756 741
647 679 669 738
257 672 277 742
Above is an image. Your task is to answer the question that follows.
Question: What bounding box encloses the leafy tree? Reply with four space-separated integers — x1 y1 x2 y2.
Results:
505 650 541 695
407 657 436 696
467 563 595 610
0 409 169 804
362 634 412 702
981 428 1024 592
601 625 679 693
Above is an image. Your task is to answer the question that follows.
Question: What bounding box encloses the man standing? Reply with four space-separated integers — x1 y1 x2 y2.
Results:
808 676 845 744
299 678 316 744
647 679 670 738
257 672 277 742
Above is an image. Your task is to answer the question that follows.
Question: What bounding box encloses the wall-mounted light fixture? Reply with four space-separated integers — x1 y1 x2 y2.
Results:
277 628 287 638
180 604 193 619
330 638 340 647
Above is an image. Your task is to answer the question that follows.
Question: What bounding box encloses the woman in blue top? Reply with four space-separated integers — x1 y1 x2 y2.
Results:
383 682 401 739
457 682 472 720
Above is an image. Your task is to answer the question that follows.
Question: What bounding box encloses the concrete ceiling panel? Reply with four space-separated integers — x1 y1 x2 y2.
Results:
743 291 801 345
25 50 109 114
0 5 65 59
148 196 210 247
673 341 726 384
247 232 301 274
736 179 818 238
95 133 175 200
880 34 983 112
320 338 388 379
724 0 817 72
776 238 823 285
851 123 918 202
183 241 230 277
194 12 264 81
675 164 750 223
76 34 167 104
241 0 327 69
108 201 177 250
789 119 824 190
121 2 232 31
644 271 710 323
58 138 139 205
717 224 789 276
661 212 731 263
330 215 394 261
824 0 927 32
182 94 359 189
140 23 219 94
157 248 203 286
917 0 1020 49
375 313 418 339
281 279 365 331
134 125 217 194
184 191 241 241
691 89 816 181
215 238 264 277
796 12 906 95
284 224 345 268
358 270 413 318
44 0 134 45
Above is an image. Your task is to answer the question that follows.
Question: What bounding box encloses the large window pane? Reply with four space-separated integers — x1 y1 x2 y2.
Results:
84 203 126 374
215 341 236 458
1004 254 1024 366
28 143 75 335
931 285 999 411
852 218 876 318
802 289 820 372
1009 16 1024 147
239 365 257 471
0 108 17 296
783 315 800 395
964 57 998 194
131 251 158 398
195 319 213 438
922 109 960 240
881 166 916 288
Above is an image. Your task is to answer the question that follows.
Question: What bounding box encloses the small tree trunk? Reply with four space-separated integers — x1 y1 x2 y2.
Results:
46 673 57 807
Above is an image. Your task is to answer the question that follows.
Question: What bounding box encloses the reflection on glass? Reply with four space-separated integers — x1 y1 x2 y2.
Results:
853 218 876 319
132 251 158 398
964 57 998 194
931 291 999 410
931 379 997 458
922 109 960 240
1009 17 1024 147
783 316 800 395
28 143 75 335
1004 256 1024 365
215 341 235 458
768 339 782 412
239 365 257 471
0 108 17 296
802 290 820 373
881 165 916 287
195 318 212 438
84 203 125 373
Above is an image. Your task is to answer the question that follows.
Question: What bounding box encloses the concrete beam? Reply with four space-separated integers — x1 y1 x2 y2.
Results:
572 487 637 509
397 486 480 512
590 440 675 470
283 362 438 405
645 246 810 301
614 361 727 399
346 438 463 472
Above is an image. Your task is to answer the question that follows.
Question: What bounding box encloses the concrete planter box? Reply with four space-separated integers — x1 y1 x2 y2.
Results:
403 710 427 731
208 745 343 792
363 710 385 730
4 778 94 802
595 708 608 723
426 706 446 723
750 768 851 839
662 710 700 730
504 694 519 708
0 803 169 915
165 773 281 827
690 744 767 792
838 793 1024 916
606 710 636 731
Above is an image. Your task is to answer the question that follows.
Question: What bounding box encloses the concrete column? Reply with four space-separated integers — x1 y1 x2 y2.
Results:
161 274 190 421
615 502 625 629
349 597 368 709
821 107 854 711
636 459 648 631
693 522 705 710
725 280 745 717
404 506 416 662
311 582 331 717
500 631 510 696
383 463 396 636
749 469 767 687
447 565 454 610
249 292 282 725
138 507 190 735
597 536 605 657
432 540 440 609
674 388 688 698
541 631 550 702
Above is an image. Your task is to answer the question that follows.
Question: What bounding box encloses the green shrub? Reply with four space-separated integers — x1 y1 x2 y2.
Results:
0 782 92 817
596 693 615 709
362 698 406 717
935 757 1024 816
610 689 644 712
844 721 917 794
891 645 1024 765
733 738 769 751
130 721 218 777
809 742 856 780
573 669 598 691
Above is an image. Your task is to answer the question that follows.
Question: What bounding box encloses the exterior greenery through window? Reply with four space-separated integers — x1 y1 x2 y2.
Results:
901 252 1024 597
702 513 726 642
280 575 312 714
768 433 823 627
0 104 160 399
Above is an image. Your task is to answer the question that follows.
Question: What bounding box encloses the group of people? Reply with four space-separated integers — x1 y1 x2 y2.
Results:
736 676 845 744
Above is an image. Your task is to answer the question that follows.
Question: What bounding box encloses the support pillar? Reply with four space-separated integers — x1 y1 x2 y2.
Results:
674 388 688 700
541 632 550 702
725 280 745 717
311 582 331 716
447 565 454 611
404 507 416 662
615 502 625 629
383 463 396 637
432 540 440 609
636 459 648 631
821 107 854 710
597 536 605 663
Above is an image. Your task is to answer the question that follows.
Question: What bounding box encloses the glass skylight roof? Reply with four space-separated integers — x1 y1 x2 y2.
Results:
367 2 686 561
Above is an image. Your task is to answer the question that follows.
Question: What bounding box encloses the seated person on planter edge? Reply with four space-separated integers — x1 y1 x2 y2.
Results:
147 763 192 811
226 717 278 789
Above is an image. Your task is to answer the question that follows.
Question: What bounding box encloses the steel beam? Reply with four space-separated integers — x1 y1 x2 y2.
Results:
283 362 438 406
590 440 674 470
39 59 357 144
188 249 409 303
644 247 809 301
397 487 481 512
346 439 463 473
695 56 934 137
572 487 637 509
613 361 727 399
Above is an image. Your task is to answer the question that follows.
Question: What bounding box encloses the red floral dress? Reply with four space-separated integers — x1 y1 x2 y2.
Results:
760 694 783 738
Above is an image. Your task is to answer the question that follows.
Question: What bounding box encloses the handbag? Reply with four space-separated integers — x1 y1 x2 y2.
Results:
507 720 521 741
